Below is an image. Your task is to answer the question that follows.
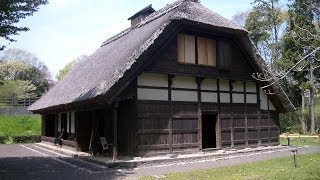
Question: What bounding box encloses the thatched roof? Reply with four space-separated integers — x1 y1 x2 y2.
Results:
29 0 295 112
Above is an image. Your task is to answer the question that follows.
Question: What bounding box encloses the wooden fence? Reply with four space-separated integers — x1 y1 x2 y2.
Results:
0 97 39 107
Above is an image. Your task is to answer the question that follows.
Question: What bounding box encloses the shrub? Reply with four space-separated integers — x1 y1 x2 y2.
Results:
0 136 6 144
280 110 301 133
12 135 41 143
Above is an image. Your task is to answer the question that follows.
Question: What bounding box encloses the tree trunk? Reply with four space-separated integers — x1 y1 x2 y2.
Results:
301 91 306 133
310 62 316 134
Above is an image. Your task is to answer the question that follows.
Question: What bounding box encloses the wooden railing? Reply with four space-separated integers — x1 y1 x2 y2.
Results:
0 97 39 107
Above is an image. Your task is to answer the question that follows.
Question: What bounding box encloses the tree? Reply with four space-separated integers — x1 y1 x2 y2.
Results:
0 0 48 50
231 11 250 27
0 48 51 96
0 80 36 99
56 55 88 80
253 0 320 134
245 0 286 68
280 0 319 134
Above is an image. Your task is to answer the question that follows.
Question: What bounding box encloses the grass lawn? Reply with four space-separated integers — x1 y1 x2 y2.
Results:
280 136 320 146
0 115 41 137
142 153 320 180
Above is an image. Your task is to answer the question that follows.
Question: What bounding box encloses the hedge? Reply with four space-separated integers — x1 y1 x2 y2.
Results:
0 136 6 144
12 135 41 143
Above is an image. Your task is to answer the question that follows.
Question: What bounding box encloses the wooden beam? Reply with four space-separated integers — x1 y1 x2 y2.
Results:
113 101 118 161
217 79 221 148
256 82 261 146
133 79 138 156
229 80 234 148
244 81 248 147
197 77 203 150
168 75 173 153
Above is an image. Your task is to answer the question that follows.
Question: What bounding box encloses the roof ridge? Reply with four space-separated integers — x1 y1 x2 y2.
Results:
101 0 185 47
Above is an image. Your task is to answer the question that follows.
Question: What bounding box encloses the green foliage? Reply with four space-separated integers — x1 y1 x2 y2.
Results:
56 55 88 80
12 135 41 143
56 61 75 80
0 80 36 98
245 0 285 65
0 0 48 50
279 0 320 102
0 48 51 96
0 136 6 144
142 153 320 180
280 96 320 133
280 110 301 133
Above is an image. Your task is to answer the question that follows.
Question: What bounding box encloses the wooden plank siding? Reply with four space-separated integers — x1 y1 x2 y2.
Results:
135 73 279 155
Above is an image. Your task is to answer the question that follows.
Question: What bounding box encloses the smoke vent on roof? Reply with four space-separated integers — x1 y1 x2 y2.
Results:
128 4 155 27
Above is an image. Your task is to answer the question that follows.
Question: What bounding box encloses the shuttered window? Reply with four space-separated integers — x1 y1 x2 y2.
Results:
178 34 195 64
197 37 216 66
218 41 231 69
178 34 216 66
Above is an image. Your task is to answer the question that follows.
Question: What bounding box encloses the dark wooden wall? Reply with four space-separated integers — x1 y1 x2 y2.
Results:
137 101 199 155
144 36 254 81
136 100 279 155
132 32 281 155
118 99 136 155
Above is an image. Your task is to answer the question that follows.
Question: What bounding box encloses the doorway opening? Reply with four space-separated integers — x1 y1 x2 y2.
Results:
202 113 217 149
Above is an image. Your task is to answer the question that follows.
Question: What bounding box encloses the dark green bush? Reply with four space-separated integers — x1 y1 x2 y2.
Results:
0 136 6 144
12 135 41 143
280 110 301 133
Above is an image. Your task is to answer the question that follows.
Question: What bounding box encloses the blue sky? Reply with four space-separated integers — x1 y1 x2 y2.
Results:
1 0 256 78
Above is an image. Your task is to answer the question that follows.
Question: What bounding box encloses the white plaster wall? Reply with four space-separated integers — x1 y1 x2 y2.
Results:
137 73 168 87
219 80 229 91
260 89 269 110
67 113 70 133
172 90 198 102
71 112 75 133
246 94 257 103
58 113 61 132
201 92 218 102
172 76 197 89
220 93 230 103
137 88 168 101
201 78 217 90
269 100 276 110
233 94 244 103
232 81 244 92
246 82 256 92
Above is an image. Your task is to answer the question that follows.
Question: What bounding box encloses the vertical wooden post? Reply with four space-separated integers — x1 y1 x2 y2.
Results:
244 82 248 147
257 82 261 146
69 112 72 135
217 79 221 148
75 111 79 151
168 75 173 153
197 77 203 150
89 110 97 155
54 114 58 137
113 101 118 161
229 80 234 148
133 79 138 156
